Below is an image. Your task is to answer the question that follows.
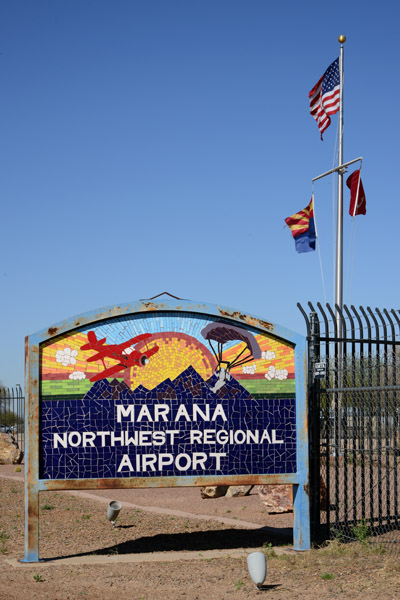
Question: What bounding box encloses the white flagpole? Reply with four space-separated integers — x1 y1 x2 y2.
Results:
335 35 346 457
335 35 346 333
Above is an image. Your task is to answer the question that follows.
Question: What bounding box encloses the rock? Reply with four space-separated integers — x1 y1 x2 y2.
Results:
0 433 23 465
200 485 229 499
200 485 254 499
258 484 293 513
225 485 254 498
258 477 328 513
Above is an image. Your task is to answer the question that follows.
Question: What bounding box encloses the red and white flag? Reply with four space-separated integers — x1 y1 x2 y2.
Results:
346 170 366 216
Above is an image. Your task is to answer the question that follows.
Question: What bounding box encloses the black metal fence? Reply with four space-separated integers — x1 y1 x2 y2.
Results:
299 302 400 551
0 385 25 456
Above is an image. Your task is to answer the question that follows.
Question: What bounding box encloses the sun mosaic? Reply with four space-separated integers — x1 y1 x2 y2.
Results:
126 333 217 389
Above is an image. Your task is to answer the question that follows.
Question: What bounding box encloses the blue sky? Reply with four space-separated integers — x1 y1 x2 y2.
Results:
1 1 399 388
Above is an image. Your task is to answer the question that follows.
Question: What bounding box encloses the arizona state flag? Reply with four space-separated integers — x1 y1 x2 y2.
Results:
285 198 316 253
346 170 366 216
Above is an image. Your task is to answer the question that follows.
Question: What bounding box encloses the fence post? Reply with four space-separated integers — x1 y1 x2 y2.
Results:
309 311 321 543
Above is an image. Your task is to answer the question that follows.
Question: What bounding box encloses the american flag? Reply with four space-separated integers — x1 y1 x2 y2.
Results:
309 58 340 139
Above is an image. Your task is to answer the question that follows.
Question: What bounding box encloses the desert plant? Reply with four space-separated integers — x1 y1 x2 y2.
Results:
320 573 335 580
263 541 277 558
0 530 9 554
332 528 344 543
352 520 371 544
235 579 244 590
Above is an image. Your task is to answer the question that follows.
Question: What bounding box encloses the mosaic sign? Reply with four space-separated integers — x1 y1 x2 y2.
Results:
39 312 297 480
25 297 310 560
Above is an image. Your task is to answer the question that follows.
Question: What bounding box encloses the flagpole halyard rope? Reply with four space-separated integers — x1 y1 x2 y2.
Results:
346 216 357 305
347 159 363 303
312 189 327 304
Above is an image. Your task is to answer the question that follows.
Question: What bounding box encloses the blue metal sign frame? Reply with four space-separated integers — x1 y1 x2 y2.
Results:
24 297 310 561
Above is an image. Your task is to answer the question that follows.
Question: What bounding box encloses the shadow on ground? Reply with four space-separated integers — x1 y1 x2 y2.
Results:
51 526 293 560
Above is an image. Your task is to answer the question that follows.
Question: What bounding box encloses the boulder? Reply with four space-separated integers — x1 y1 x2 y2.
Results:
200 485 229 499
0 433 23 465
225 485 254 498
258 484 293 513
258 478 328 513
201 485 254 499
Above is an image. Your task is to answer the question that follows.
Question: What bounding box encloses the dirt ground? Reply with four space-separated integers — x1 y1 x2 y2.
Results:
0 465 399 599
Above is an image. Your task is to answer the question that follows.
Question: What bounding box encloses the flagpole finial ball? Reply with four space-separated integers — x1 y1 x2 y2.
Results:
338 35 346 44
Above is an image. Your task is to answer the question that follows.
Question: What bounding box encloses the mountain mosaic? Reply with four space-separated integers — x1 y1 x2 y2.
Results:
82 366 253 403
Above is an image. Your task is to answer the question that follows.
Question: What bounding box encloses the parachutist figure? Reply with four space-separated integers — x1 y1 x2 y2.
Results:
210 367 231 393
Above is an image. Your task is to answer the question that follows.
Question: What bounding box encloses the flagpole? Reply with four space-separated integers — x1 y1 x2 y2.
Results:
335 35 346 457
335 35 346 333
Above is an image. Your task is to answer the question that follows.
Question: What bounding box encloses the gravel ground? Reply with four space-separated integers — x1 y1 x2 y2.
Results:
1 465 399 599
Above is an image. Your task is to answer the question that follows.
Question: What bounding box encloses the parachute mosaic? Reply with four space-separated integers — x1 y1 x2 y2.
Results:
201 322 261 392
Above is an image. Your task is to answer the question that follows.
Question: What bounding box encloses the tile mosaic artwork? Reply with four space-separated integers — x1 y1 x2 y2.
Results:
39 312 297 480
